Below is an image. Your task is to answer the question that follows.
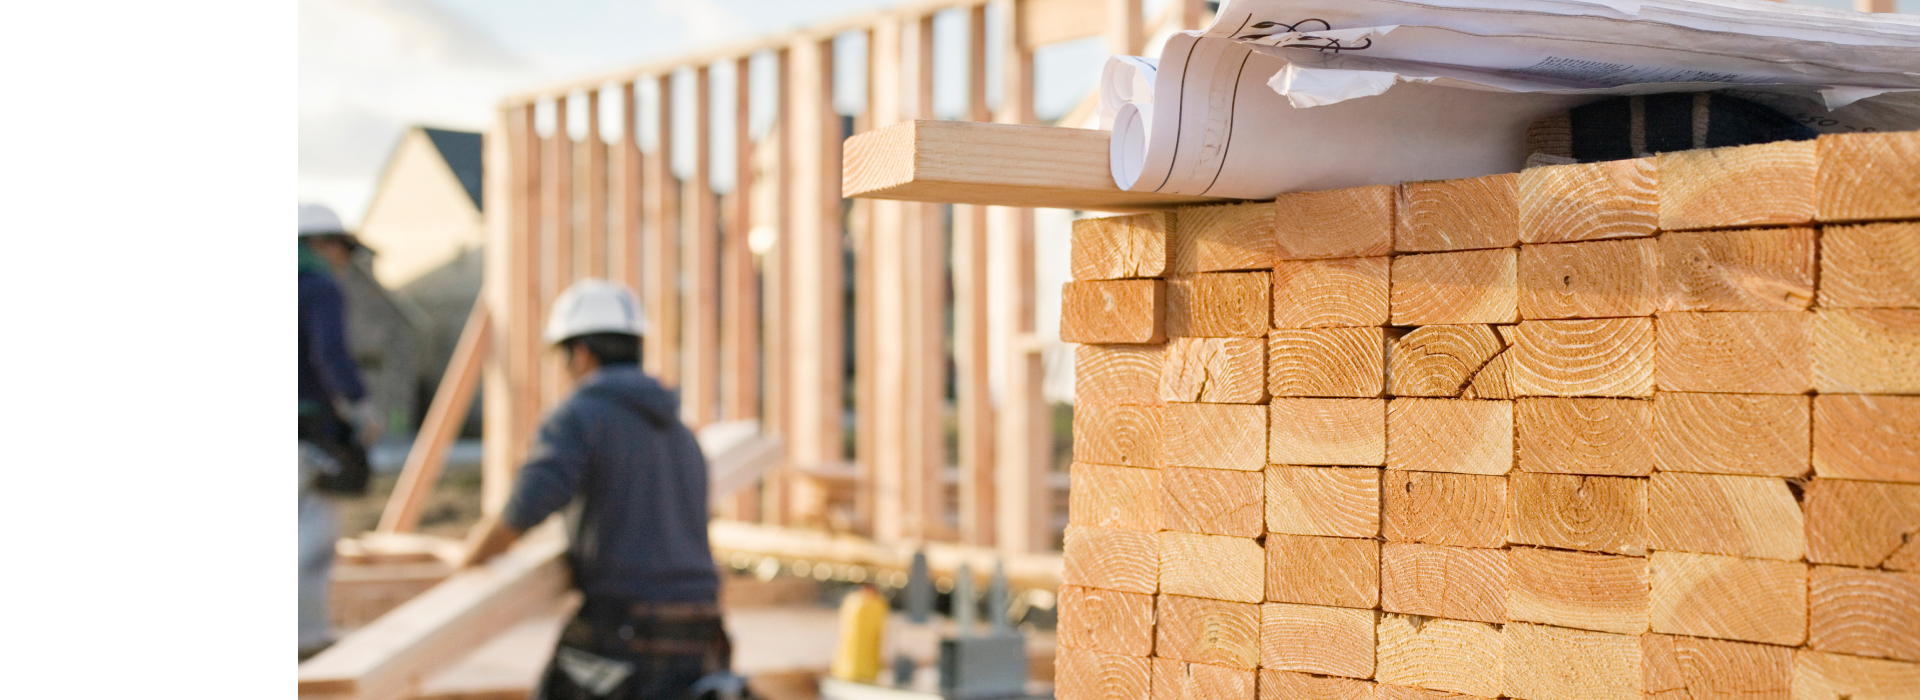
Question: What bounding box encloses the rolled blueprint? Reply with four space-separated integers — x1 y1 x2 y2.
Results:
1109 0 1920 199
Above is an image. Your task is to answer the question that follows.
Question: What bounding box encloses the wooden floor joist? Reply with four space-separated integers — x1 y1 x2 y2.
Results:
841 120 1227 213
299 522 571 700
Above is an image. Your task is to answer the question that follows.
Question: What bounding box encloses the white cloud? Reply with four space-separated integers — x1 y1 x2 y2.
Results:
650 0 747 46
299 0 537 226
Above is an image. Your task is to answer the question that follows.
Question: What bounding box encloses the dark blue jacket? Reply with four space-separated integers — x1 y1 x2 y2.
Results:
298 269 366 413
503 365 719 604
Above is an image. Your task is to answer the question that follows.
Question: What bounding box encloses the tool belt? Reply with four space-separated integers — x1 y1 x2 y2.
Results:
563 597 730 663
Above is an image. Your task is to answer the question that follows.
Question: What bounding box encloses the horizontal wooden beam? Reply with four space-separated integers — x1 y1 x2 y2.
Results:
502 0 991 105
504 0 1193 107
299 521 569 700
709 519 1063 590
843 120 1229 213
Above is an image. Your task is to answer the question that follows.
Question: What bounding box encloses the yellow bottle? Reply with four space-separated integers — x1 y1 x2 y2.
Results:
830 585 889 683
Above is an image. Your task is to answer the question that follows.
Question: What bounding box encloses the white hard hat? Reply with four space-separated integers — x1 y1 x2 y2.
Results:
545 279 649 343
299 204 349 237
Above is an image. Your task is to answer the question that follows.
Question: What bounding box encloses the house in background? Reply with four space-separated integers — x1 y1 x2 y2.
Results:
356 126 485 437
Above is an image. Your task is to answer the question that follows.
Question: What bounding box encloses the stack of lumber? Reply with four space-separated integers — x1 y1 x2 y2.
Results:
1056 130 1920 700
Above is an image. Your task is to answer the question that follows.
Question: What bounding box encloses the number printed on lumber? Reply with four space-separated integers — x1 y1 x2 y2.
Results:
1057 585 1156 657
1062 279 1167 344
1269 399 1386 466
1792 649 1920 700
1072 403 1162 468
1507 473 1647 555
1272 257 1390 329
1503 622 1641 700
1162 402 1266 471
1260 602 1378 679
1172 201 1275 274
1805 478 1920 570
1391 249 1519 325
1259 670 1377 700
1160 467 1262 537
1158 337 1266 404
1657 311 1812 394
1375 614 1506 699
1653 392 1809 477
1168 272 1269 338
1063 525 1159 595
1149 656 1257 700
1658 228 1815 312
1641 634 1792 700
1158 531 1264 603
1396 173 1519 252
1273 185 1395 261
1056 647 1151 700
1380 542 1510 624
1388 324 1507 398
1518 157 1658 244
1511 318 1655 397
1268 327 1388 398
1813 394 1920 483
1069 461 1162 532
1808 566 1920 663
1648 472 1806 561
1649 551 1807 646
1658 139 1817 231
1265 465 1381 538
1383 471 1509 549
1816 130 1920 223
1387 398 1514 475
1505 547 1648 634
1072 212 1173 281
1077 344 1169 407
1518 238 1659 319
1516 397 1652 476
1265 534 1381 609
1812 309 1920 394
1154 593 1261 668
1818 222 1920 309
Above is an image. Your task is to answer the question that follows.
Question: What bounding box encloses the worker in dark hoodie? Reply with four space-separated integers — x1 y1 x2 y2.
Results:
460 278 724 700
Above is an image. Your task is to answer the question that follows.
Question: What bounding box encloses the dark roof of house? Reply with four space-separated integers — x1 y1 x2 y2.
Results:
421 127 483 211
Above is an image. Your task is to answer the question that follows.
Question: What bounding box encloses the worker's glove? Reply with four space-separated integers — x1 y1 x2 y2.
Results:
351 399 384 447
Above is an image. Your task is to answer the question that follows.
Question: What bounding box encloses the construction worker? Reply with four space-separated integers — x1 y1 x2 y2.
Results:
298 203 381 659
460 279 726 700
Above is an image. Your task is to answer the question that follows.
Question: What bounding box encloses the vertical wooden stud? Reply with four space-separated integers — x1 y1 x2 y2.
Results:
784 37 844 528
585 90 608 279
645 74 681 388
723 55 760 425
993 0 1048 552
957 4 996 546
684 66 720 428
